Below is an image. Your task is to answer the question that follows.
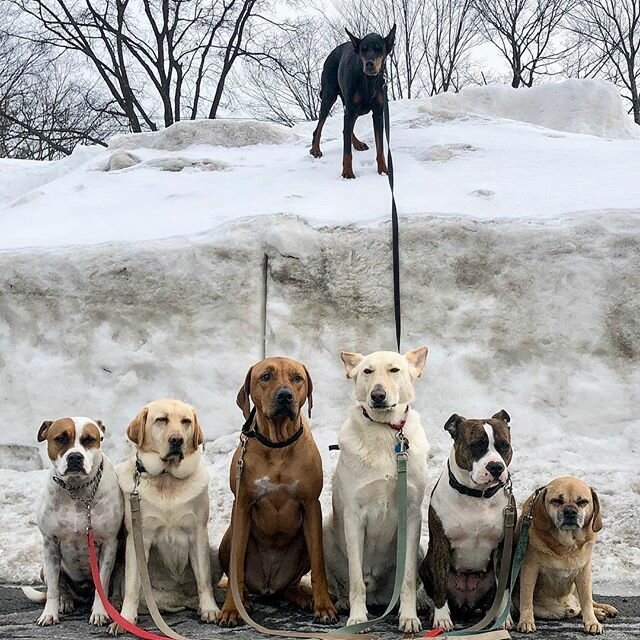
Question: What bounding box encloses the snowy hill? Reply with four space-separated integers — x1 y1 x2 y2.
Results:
0 79 638 593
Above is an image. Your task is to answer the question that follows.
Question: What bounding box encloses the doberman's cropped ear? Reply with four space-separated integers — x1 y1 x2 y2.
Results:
37 420 53 443
345 28 361 52
236 366 253 419
444 414 464 439
492 409 511 425
385 24 397 52
340 351 363 379
192 410 205 450
126 407 149 448
590 487 603 533
303 365 314 418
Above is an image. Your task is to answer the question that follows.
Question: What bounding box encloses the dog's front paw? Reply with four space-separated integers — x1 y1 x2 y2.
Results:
200 608 220 623
59 594 75 614
310 147 323 158
36 611 59 626
584 619 604 635
432 605 453 632
341 169 356 179
314 599 338 624
517 617 536 633
89 606 110 626
217 605 242 627
335 596 350 613
377 159 388 175
594 603 618 621
346 608 369 626
501 614 514 630
399 615 422 633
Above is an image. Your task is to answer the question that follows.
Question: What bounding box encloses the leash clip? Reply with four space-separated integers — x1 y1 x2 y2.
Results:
394 431 409 459
504 504 517 528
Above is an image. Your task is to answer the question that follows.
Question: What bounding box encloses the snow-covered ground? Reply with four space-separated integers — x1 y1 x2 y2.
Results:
0 79 638 594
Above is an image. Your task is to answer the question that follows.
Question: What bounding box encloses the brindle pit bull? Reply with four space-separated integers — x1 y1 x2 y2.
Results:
218 357 337 626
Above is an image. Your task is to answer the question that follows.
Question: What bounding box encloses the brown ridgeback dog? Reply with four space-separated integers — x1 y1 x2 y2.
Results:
218 357 337 626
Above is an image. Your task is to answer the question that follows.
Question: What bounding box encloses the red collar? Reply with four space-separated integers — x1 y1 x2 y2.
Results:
361 405 410 431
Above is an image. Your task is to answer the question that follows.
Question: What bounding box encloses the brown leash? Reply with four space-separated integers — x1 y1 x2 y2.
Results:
229 433 377 640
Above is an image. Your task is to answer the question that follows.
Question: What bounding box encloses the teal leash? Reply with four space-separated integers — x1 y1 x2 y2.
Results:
334 433 409 634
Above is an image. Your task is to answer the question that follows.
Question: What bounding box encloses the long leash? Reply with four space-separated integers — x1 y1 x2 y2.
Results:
382 82 401 352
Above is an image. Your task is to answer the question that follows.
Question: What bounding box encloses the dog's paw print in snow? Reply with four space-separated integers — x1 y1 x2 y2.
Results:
469 188 495 199
419 143 479 163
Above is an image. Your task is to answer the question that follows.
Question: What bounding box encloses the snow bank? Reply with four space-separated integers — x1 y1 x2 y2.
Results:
109 119 298 151
423 79 639 139
1 213 638 593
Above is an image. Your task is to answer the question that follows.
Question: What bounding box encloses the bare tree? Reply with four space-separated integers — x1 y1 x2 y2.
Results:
474 0 573 87
10 0 282 132
569 0 640 123
420 0 480 94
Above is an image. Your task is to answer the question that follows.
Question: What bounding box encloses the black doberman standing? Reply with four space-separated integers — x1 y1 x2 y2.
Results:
310 25 396 179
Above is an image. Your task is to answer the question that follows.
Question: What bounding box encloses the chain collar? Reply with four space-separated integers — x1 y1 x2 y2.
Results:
52 458 104 530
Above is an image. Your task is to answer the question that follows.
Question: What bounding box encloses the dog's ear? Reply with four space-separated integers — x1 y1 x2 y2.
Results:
96 420 106 441
236 366 253 419
126 407 149 448
37 420 53 442
492 409 511 425
303 365 314 418
590 487 603 533
340 351 363 378
444 414 463 438
385 24 397 52
532 487 553 533
191 410 205 450
345 28 361 52
404 346 428 379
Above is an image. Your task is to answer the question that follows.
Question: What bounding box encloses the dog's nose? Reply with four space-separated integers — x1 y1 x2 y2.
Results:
168 434 184 449
66 452 84 468
563 506 578 520
276 387 294 404
365 60 375 70
370 386 387 405
486 461 505 479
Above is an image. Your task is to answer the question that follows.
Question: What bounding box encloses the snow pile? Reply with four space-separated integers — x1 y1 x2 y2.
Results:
109 119 298 151
423 79 639 139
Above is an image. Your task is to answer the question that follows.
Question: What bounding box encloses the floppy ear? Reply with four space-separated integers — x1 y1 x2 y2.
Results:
236 366 253 419
341 351 363 379
192 410 205 450
405 346 428 379
345 28 361 51
303 365 314 418
96 420 106 441
444 414 463 439
37 420 53 443
385 24 396 52
532 488 553 533
126 407 149 448
492 409 511 425
590 488 603 533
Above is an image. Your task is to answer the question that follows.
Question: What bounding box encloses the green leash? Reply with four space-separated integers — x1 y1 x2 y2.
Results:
335 435 409 634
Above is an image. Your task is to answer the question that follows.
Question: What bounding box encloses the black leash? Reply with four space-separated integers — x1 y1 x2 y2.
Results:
382 81 401 352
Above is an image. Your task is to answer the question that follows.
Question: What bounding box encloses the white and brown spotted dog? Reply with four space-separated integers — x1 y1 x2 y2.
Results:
516 477 618 635
323 348 429 633
419 411 514 631
109 399 219 635
22 417 123 626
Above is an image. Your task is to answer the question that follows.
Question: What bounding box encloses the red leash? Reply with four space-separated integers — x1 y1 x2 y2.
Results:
87 527 168 640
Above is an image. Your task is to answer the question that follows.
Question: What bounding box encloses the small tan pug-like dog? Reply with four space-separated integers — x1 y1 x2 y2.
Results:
516 477 618 635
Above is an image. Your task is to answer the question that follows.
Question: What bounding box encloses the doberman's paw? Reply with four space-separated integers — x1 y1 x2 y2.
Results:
517 618 536 633
377 160 388 175
341 169 356 179
310 147 323 158
399 615 422 633
353 140 369 151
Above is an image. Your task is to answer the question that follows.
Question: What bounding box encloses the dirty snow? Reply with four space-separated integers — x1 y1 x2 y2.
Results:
0 80 639 595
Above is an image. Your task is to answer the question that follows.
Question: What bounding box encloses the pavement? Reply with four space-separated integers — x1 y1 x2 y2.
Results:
1 587 638 640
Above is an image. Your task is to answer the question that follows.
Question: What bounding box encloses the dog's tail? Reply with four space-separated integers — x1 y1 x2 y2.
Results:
21 586 47 603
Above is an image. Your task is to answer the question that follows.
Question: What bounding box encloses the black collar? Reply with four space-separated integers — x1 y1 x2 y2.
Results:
242 406 304 449
447 462 506 499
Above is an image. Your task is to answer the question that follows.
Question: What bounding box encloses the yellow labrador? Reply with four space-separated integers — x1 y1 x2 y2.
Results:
109 400 219 634
516 477 617 635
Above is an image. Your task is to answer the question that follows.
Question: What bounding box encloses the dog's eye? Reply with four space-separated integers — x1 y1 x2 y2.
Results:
292 373 304 383
550 498 564 506
496 441 510 453
55 434 69 445
363 368 373 374
389 367 400 373
260 372 272 382
80 435 95 446
181 418 192 426
577 499 589 507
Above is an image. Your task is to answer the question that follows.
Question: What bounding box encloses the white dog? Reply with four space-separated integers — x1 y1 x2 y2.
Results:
324 348 429 633
23 417 123 626
109 399 220 634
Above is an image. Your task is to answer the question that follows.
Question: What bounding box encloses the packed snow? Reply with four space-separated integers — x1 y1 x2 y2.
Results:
0 80 639 596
